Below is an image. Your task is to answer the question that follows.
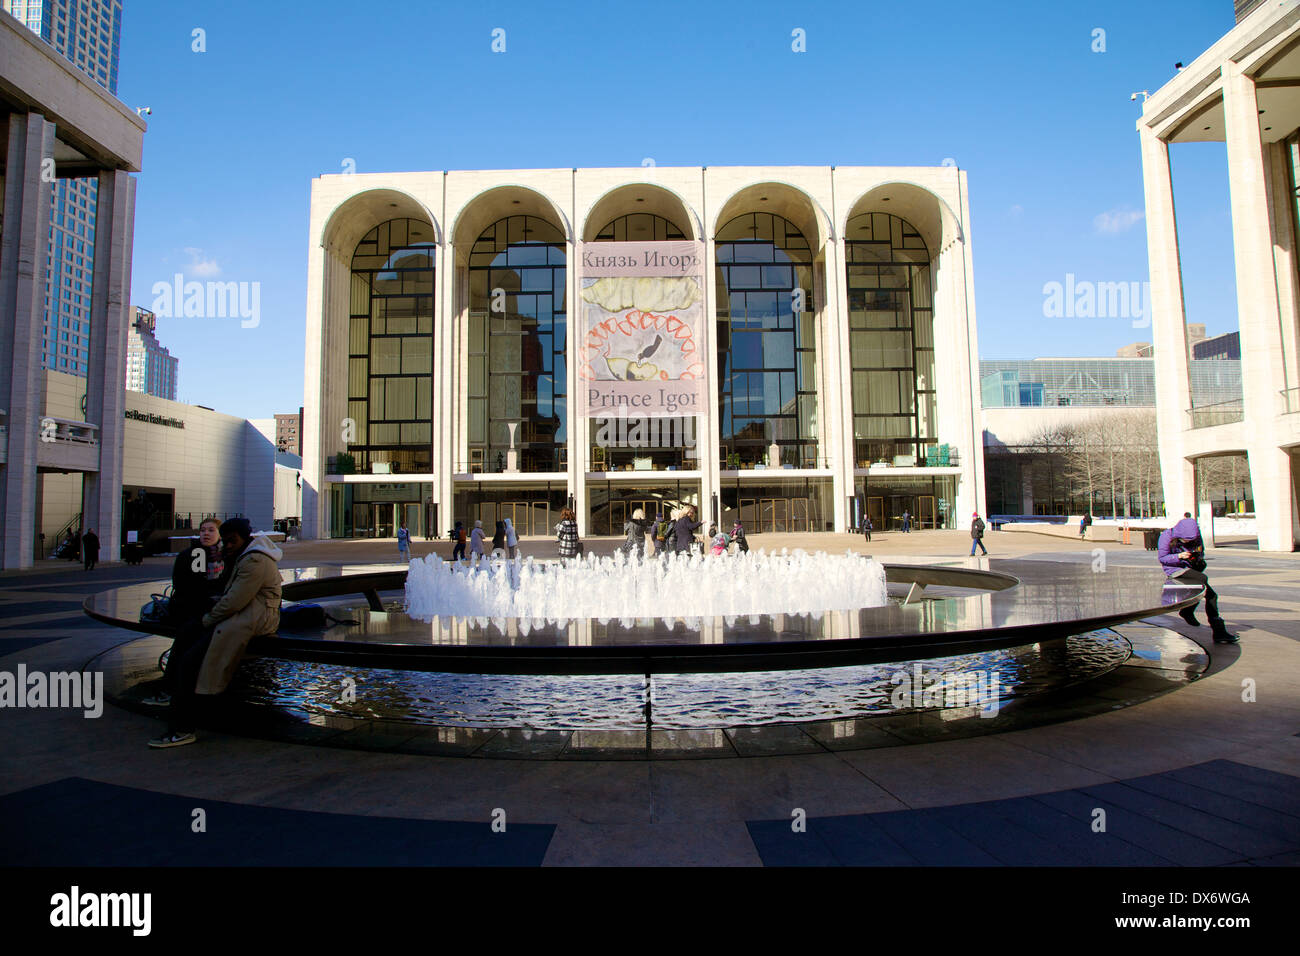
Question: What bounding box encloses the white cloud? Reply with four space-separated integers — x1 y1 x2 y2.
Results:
183 246 221 277
1094 208 1144 234
1008 204 1024 217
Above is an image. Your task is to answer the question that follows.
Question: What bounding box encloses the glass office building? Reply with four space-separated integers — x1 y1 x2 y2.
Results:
3 0 124 376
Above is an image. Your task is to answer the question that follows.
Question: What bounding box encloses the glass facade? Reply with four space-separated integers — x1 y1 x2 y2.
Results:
979 357 1241 410
845 213 935 466
348 218 436 473
715 213 819 468
467 216 567 473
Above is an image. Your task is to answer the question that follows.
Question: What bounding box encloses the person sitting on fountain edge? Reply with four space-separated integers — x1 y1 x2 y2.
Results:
1158 513 1236 644
148 518 283 748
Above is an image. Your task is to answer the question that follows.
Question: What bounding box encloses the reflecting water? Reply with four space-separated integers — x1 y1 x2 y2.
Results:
233 630 1131 730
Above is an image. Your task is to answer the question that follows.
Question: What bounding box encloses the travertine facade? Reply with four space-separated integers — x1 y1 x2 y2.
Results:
302 166 985 539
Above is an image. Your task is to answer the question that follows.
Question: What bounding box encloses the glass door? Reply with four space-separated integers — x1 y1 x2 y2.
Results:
375 503 396 538
404 503 421 538
918 495 936 530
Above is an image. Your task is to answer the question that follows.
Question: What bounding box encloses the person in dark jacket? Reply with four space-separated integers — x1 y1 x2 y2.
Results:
622 508 647 558
1079 513 1093 538
901 510 911 534
81 528 100 571
732 520 749 553
491 520 506 556
969 512 988 556
142 518 228 708
1158 514 1235 643
862 516 873 543
673 507 702 555
452 521 467 561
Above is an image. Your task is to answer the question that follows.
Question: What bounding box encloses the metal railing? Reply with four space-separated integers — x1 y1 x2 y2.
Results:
1187 399 1244 429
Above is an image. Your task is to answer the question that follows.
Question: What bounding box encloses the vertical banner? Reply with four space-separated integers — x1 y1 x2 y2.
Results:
577 240 706 418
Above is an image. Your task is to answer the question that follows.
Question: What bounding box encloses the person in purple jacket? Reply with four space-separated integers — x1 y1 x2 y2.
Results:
1158 513 1236 644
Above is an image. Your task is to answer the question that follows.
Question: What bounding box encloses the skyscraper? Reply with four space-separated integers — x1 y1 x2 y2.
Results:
2 0 124 376
125 307 178 399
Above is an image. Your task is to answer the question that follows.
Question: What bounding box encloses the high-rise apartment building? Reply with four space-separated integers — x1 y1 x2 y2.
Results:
275 411 302 455
2 0 124 376
125 307 178 399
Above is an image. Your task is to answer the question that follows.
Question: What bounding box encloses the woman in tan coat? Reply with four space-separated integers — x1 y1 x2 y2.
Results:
149 518 282 748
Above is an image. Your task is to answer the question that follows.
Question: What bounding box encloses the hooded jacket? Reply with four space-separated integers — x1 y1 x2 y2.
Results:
1158 517 1203 578
196 534 283 694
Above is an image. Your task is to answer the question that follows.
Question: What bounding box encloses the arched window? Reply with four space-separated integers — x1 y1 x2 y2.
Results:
845 212 936 464
347 218 435 473
591 213 686 242
467 215 567 472
715 212 817 467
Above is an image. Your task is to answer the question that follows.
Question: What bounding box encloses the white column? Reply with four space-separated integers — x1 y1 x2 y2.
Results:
1223 61 1296 551
827 232 855 531
82 169 136 565
300 226 327 540
0 113 56 570
1139 123 1195 519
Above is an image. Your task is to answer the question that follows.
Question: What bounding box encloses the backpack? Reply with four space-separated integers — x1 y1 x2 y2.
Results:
458 528 467 543
656 520 672 541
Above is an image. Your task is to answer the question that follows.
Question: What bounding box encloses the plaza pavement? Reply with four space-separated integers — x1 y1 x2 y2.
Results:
1 528 1297 866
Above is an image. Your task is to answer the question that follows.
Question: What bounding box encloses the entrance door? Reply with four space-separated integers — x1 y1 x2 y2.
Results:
530 500 549 536
352 502 373 538
917 495 936 530
375 503 396 538
790 497 809 532
867 497 884 530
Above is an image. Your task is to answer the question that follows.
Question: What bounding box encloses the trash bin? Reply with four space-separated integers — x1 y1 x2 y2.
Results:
1142 529 1161 551
123 542 145 565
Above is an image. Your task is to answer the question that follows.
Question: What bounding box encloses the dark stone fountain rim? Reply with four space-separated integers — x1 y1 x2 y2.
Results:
82 557 1201 675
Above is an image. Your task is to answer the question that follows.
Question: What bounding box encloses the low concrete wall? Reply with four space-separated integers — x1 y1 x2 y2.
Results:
999 522 1121 542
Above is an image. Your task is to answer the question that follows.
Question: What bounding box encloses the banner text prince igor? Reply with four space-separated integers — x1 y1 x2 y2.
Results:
577 240 706 418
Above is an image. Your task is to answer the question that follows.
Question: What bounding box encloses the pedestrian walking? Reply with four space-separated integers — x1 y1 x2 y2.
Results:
901 510 911 534
622 508 647 558
81 528 100 571
862 516 873 543
969 512 988 556
504 517 519 559
491 520 506 556
469 519 486 559
1079 513 1092 538
397 523 410 559
1159 513 1236 644
452 521 467 561
556 508 580 559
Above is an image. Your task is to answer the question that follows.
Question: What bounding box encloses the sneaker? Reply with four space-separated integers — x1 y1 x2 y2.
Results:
139 691 171 707
147 731 196 749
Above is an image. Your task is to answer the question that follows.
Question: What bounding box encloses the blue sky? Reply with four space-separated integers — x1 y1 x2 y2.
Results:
115 0 1239 418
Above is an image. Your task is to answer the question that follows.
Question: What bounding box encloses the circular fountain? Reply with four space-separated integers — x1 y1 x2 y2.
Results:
83 550 1208 757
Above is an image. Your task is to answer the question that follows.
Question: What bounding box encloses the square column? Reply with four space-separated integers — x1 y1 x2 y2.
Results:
81 168 135 564
0 112 56 570
1223 61 1296 550
1139 124 1196 518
